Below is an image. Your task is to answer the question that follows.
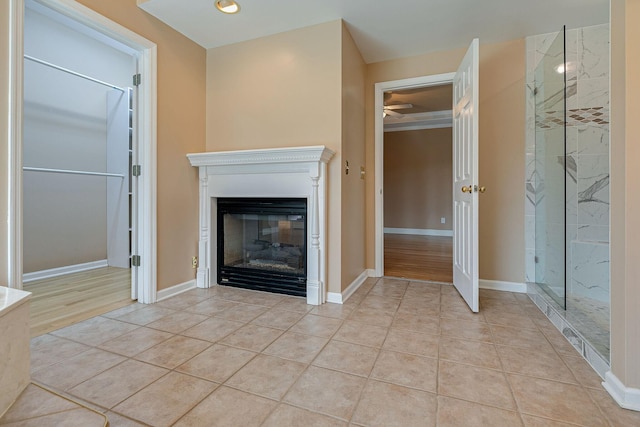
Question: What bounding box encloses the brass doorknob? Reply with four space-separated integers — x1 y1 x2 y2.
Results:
461 186 472 193
478 186 486 193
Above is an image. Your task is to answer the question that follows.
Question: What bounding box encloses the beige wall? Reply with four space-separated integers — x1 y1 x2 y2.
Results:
0 0 10 285
610 0 640 389
365 39 526 284
205 21 342 150
74 0 206 290
477 39 526 283
340 22 367 288
205 20 368 293
206 21 346 293
383 128 453 230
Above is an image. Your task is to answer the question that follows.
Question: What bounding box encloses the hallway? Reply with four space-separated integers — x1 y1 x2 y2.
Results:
384 234 453 283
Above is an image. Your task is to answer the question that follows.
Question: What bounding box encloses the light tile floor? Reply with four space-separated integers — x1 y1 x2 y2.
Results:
3 277 640 426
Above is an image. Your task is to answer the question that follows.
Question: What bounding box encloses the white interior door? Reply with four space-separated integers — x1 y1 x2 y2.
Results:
452 39 479 312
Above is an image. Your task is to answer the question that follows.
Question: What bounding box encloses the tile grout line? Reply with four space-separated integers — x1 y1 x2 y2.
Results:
496 291 610 426
25 281 624 426
523 296 616 425
490 294 534 427
347 276 392 425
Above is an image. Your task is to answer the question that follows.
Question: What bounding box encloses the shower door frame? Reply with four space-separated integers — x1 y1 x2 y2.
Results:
534 26 568 310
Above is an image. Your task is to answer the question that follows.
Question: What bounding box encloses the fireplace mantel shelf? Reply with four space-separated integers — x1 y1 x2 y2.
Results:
187 145 334 168
187 145 335 305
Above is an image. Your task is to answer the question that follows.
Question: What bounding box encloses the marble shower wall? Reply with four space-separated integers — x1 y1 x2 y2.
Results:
525 24 610 304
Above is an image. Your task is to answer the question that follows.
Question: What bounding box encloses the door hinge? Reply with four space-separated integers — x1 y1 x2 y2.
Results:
132 255 141 267
132 73 141 86
132 164 141 177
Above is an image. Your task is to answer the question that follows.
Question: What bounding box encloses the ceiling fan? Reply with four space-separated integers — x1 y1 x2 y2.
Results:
383 103 413 118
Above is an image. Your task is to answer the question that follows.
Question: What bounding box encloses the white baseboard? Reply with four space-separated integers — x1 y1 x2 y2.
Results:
479 279 527 294
603 371 640 411
156 279 197 302
369 268 382 279
327 269 373 304
384 227 453 237
23 260 109 283
325 293 343 304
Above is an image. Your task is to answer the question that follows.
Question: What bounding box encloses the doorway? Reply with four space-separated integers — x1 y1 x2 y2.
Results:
382 85 453 282
376 40 480 313
21 0 136 334
375 74 456 282
7 0 158 331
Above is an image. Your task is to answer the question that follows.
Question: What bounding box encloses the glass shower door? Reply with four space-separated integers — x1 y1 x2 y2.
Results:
534 28 566 309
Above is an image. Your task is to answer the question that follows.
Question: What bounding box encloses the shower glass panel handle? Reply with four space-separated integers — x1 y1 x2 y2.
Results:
534 26 567 309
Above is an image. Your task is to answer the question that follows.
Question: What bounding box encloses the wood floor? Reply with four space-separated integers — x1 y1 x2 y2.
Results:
23 267 134 337
384 233 453 283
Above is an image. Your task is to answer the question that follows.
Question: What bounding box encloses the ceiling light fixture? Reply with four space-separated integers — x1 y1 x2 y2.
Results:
216 0 240 14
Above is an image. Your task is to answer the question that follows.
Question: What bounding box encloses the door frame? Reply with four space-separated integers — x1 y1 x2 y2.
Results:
7 0 158 303
374 73 455 277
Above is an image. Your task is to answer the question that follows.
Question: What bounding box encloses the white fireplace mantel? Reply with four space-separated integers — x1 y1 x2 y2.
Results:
187 145 335 305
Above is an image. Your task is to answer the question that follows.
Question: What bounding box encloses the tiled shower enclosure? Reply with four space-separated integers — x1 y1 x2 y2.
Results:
525 24 610 371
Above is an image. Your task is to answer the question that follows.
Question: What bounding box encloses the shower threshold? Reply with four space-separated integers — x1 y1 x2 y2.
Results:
527 282 610 379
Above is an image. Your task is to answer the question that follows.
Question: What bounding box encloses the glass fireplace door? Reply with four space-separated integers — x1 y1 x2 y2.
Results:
217 198 307 296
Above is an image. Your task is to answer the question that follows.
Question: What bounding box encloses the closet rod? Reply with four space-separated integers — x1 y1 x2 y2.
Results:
24 55 126 92
23 167 125 179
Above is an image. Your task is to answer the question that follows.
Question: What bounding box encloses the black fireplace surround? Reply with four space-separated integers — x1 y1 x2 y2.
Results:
217 198 307 297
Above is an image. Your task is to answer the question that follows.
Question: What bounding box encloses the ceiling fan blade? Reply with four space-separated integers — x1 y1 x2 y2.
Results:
384 103 413 110
384 109 405 118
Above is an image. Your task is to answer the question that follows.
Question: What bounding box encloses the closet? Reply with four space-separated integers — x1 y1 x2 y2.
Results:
22 1 137 291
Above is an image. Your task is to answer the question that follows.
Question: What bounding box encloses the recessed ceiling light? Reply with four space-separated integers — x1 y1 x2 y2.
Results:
216 0 240 14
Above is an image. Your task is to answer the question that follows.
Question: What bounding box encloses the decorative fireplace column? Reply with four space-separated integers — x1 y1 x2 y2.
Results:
187 146 335 305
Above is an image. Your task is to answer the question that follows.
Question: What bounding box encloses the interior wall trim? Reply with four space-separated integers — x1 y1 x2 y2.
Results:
156 279 196 302
479 279 527 293
22 259 108 282
326 273 525 304
327 269 373 304
384 227 453 237
383 122 452 132
603 371 640 412
374 72 456 277
7 0 25 289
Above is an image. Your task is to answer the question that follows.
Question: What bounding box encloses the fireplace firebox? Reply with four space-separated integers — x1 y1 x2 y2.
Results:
217 198 307 297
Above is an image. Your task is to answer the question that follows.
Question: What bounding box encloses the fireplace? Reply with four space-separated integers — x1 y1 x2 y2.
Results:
187 145 335 305
217 198 307 296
